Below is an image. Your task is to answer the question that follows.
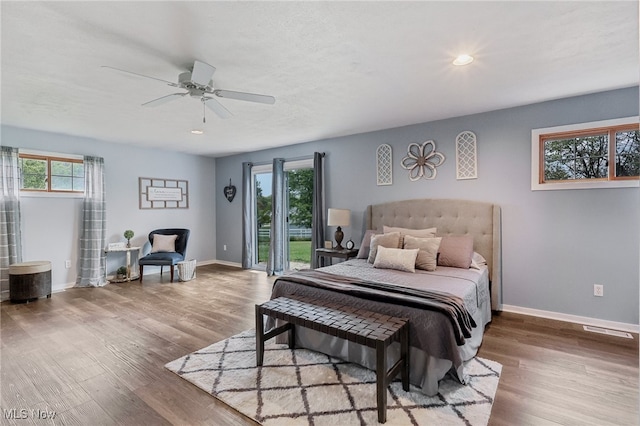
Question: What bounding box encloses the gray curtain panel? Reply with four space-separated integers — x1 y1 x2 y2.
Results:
75 156 107 287
241 162 253 269
267 158 285 276
310 152 325 268
0 146 23 301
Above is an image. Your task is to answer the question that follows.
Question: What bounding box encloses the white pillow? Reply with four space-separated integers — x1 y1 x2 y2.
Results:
151 234 178 253
470 252 488 270
403 235 442 271
373 246 419 273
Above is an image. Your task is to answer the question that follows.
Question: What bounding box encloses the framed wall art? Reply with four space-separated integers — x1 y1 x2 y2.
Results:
139 177 189 209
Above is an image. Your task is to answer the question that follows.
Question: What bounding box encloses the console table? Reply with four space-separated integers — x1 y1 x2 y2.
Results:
105 246 140 283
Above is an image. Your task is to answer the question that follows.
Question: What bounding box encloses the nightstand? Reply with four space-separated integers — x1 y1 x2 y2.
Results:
315 247 359 267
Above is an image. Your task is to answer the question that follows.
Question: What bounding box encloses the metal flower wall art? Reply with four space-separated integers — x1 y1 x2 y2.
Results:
401 140 446 181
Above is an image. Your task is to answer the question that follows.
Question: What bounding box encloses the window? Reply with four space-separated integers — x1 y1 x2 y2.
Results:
532 117 640 190
19 153 84 193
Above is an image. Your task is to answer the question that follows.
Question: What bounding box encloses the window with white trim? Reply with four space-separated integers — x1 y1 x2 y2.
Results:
19 153 84 193
531 117 639 190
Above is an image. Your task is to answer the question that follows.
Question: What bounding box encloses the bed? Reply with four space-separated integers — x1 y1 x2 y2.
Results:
269 198 502 395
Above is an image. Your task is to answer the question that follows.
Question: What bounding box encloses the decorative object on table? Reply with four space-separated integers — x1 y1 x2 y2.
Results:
224 179 236 202
401 140 445 181
327 208 350 250
324 240 333 249
165 329 502 426
116 266 128 280
108 242 127 251
376 143 393 185
124 229 134 247
139 177 189 209
345 239 355 250
456 131 478 180
138 228 191 283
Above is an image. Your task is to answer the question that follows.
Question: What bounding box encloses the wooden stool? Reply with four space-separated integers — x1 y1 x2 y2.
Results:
9 261 52 303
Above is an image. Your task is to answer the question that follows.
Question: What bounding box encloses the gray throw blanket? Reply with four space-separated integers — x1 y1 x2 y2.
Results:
273 269 475 345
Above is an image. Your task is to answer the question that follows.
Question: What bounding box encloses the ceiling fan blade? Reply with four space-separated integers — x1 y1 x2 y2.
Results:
191 60 216 86
101 65 179 87
142 92 187 107
214 89 276 105
203 97 232 119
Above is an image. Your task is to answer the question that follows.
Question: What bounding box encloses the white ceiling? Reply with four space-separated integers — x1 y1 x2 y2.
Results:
2 1 638 157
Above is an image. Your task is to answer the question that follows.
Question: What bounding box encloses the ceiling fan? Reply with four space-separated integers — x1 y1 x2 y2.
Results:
102 60 275 119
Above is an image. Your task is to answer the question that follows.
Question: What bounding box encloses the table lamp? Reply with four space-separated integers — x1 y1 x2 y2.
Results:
327 208 351 250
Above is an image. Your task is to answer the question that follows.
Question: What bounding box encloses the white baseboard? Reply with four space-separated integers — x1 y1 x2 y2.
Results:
501 304 639 334
196 259 219 266
211 259 243 268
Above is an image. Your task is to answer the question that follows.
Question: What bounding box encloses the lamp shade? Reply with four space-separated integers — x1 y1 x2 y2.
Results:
327 208 351 227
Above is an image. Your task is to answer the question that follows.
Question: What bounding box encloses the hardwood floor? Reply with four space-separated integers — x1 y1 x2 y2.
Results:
1 264 637 425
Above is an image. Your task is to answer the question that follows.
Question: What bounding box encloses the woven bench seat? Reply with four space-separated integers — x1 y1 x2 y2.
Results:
255 296 409 423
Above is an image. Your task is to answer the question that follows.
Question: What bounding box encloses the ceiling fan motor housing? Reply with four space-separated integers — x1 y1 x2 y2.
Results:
178 71 212 97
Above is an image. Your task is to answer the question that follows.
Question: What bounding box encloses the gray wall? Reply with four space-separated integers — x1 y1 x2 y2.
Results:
2 126 217 295
215 87 639 325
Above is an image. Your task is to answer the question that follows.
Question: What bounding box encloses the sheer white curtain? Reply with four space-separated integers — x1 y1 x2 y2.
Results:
75 156 107 287
0 147 23 300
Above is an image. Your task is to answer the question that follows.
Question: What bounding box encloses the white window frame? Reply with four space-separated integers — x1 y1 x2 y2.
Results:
531 116 640 191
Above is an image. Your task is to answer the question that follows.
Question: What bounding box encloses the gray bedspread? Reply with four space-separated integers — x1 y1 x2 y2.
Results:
270 259 490 366
272 269 475 345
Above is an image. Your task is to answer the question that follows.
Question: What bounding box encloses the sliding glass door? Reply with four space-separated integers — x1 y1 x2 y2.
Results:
251 159 313 271
285 163 313 270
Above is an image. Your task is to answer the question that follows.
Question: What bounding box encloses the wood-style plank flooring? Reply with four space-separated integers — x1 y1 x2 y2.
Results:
1 264 637 425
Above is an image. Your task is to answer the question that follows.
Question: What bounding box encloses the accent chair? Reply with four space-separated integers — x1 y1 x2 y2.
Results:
139 228 190 283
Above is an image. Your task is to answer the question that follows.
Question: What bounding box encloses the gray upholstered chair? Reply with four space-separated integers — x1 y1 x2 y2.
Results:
139 229 190 282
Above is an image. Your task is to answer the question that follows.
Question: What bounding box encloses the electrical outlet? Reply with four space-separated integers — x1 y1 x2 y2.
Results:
65 260 71 269
594 284 604 297
223 244 227 251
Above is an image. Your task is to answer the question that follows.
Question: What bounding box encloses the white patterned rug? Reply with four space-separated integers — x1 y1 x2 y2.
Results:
165 330 501 425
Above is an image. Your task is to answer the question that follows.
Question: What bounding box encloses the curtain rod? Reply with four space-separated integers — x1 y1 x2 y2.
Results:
248 152 325 168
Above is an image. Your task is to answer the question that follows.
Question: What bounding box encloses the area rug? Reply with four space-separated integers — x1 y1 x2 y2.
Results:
165 330 501 425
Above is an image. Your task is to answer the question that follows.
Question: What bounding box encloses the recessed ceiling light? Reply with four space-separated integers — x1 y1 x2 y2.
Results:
191 129 204 135
453 54 474 66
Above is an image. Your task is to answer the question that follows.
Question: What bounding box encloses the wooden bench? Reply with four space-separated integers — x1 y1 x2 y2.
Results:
255 296 409 423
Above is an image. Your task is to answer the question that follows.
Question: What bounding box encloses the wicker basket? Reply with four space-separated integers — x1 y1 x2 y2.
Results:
177 259 196 282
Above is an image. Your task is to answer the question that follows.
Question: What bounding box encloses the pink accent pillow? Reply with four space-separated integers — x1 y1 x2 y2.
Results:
437 235 474 269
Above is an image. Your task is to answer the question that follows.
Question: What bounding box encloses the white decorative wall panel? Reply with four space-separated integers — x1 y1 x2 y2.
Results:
455 131 478 180
376 144 393 185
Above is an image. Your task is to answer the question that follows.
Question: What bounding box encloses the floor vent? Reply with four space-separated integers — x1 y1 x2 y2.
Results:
583 325 633 339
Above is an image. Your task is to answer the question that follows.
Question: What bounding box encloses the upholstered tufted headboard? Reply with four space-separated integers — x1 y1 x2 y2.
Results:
366 198 502 310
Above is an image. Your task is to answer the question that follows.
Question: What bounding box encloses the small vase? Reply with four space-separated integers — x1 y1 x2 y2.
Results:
126 239 131 248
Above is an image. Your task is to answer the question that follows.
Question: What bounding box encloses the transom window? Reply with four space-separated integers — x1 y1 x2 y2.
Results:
19 154 85 193
532 117 640 191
